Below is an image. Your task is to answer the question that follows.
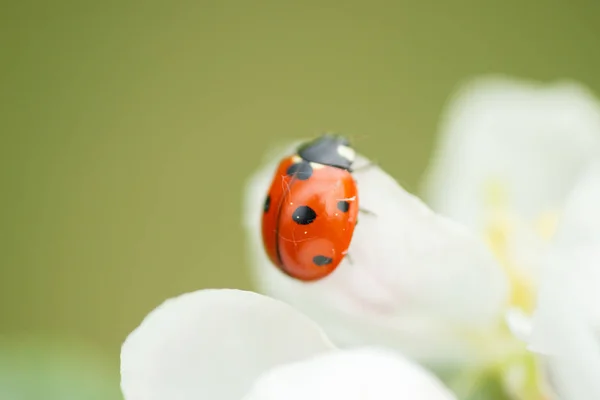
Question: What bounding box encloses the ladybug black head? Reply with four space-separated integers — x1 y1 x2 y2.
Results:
297 134 355 170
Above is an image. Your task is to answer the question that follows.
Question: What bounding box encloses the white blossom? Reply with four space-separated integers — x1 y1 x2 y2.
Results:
120 289 457 400
528 161 600 400
243 75 600 398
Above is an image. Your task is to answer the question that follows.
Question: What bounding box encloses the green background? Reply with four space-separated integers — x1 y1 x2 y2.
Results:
2 0 599 397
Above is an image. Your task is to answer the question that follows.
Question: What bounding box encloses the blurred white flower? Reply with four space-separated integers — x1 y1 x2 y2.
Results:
243 76 600 398
120 289 457 400
422 76 600 317
527 161 600 400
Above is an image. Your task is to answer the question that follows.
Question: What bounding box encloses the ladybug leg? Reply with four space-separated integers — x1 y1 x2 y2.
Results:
345 253 354 265
359 207 377 217
351 161 377 173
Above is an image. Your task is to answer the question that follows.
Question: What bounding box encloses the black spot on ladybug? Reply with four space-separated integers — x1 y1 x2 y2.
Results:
292 205 316 225
263 195 271 213
337 200 350 212
286 161 313 180
313 255 333 266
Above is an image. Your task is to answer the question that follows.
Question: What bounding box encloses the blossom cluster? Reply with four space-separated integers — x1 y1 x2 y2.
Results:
120 76 600 400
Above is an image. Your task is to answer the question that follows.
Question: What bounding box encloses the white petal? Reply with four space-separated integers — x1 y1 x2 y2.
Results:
529 161 600 400
120 289 335 400
421 76 600 283
422 75 600 228
242 347 457 400
243 141 509 368
505 307 533 343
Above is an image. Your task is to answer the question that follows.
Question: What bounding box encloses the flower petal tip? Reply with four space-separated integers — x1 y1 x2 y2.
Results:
120 288 335 400
242 347 458 400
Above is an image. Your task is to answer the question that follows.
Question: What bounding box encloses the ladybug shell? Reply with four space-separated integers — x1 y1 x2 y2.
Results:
261 155 359 281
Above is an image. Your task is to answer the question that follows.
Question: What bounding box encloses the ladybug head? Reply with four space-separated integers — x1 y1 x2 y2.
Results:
297 133 355 170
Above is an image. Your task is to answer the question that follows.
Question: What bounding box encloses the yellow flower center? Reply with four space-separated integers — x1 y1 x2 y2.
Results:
535 211 560 242
478 179 560 400
482 180 559 313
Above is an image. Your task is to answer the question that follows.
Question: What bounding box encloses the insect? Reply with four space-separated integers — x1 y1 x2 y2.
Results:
261 133 363 281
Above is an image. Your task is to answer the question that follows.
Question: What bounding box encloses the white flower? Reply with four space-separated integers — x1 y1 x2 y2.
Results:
242 75 600 397
528 161 600 400
422 76 600 316
244 141 510 370
120 289 456 400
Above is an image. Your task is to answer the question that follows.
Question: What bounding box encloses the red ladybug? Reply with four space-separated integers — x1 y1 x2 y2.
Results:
261 134 359 281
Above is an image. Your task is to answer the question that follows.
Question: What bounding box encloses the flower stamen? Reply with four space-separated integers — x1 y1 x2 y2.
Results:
534 211 560 241
482 179 535 313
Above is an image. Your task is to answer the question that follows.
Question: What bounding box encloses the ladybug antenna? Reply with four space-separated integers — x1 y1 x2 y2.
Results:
345 132 372 146
304 131 372 150
322 131 372 147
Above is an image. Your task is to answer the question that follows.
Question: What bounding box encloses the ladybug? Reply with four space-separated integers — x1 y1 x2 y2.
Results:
261 134 360 281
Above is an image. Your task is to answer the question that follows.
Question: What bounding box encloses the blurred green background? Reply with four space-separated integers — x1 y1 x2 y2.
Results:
2 0 599 397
